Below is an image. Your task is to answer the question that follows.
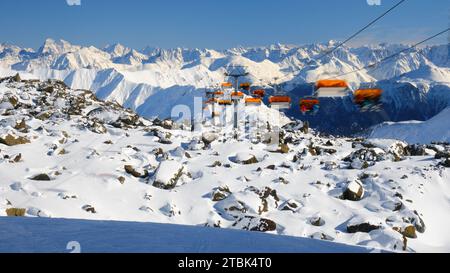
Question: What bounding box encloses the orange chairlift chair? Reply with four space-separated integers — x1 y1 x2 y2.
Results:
315 79 350 98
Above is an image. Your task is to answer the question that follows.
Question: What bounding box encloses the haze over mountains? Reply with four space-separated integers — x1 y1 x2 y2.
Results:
0 38 449 135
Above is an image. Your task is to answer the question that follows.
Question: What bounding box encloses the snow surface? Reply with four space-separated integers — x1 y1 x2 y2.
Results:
0 217 377 253
370 107 450 144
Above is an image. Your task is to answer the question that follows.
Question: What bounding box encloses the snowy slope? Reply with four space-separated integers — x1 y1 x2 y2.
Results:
1 77 449 253
0 217 376 253
369 107 450 144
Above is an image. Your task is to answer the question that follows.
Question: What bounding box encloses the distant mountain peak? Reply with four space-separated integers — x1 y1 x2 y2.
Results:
38 38 78 55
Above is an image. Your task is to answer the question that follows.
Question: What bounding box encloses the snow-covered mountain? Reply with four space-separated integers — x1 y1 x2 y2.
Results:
1 76 450 252
0 39 448 135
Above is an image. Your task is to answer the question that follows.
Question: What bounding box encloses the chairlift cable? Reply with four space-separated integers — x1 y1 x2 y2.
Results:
313 0 407 63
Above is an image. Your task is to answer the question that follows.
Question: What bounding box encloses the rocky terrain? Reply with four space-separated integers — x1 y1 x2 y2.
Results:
1 75 449 252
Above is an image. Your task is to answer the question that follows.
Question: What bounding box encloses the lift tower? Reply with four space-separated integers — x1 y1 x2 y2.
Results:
225 66 249 129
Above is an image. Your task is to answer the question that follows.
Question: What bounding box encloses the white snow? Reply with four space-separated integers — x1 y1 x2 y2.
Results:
370 107 450 144
0 217 378 253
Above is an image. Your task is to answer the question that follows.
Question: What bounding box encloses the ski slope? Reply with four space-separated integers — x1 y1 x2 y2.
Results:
0 217 377 253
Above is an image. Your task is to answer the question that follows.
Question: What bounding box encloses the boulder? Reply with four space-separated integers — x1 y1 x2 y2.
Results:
14 119 27 132
435 151 450 159
153 118 174 130
404 211 426 234
394 225 417 239
5 208 26 217
402 225 417 239
152 161 185 190
0 134 30 146
82 205 97 214
160 203 181 217
342 180 364 201
258 187 280 214
347 217 382 233
214 195 248 220
212 186 231 201
12 73 21 82
29 173 51 181
118 176 126 184
404 144 428 156
268 143 290 154
58 192 77 200
323 161 338 170
441 158 450 168
124 165 147 178
210 161 222 167
202 132 218 148
233 153 258 165
88 120 107 134
279 199 302 212
310 215 325 227
344 148 385 168
232 216 277 232
27 207 50 218
310 232 334 241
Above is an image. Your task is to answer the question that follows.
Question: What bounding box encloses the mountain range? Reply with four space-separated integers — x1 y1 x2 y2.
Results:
0 38 449 135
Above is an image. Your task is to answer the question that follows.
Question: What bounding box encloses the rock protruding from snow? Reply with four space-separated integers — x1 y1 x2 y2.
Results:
152 161 185 190
347 217 382 233
342 180 364 201
232 153 259 165
232 216 277 232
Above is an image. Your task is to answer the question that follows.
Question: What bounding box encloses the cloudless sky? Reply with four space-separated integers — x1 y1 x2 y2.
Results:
0 0 448 50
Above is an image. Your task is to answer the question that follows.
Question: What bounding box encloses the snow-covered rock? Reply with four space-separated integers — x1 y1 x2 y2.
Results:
152 161 185 190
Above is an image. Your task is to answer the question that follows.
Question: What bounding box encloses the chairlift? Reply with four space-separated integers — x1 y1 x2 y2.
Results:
353 88 383 112
245 97 262 106
315 79 350 98
240 82 251 91
231 91 244 101
269 79 291 109
269 96 291 109
253 89 265 98
218 99 233 106
221 82 233 88
300 97 320 115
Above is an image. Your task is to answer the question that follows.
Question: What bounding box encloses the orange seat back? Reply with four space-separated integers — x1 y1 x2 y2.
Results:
316 79 349 89
269 96 291 104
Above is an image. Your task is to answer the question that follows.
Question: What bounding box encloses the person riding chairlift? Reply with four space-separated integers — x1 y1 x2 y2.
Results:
300 102 320 115
353 88 383 112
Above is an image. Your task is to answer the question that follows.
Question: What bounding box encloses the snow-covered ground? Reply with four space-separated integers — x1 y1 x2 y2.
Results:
1 77 449 253
0 217 376 253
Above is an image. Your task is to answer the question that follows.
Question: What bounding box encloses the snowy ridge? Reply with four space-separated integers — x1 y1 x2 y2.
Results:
369 107 450 144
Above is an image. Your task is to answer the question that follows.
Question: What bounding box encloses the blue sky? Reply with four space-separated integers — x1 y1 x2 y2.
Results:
0 0 448 50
